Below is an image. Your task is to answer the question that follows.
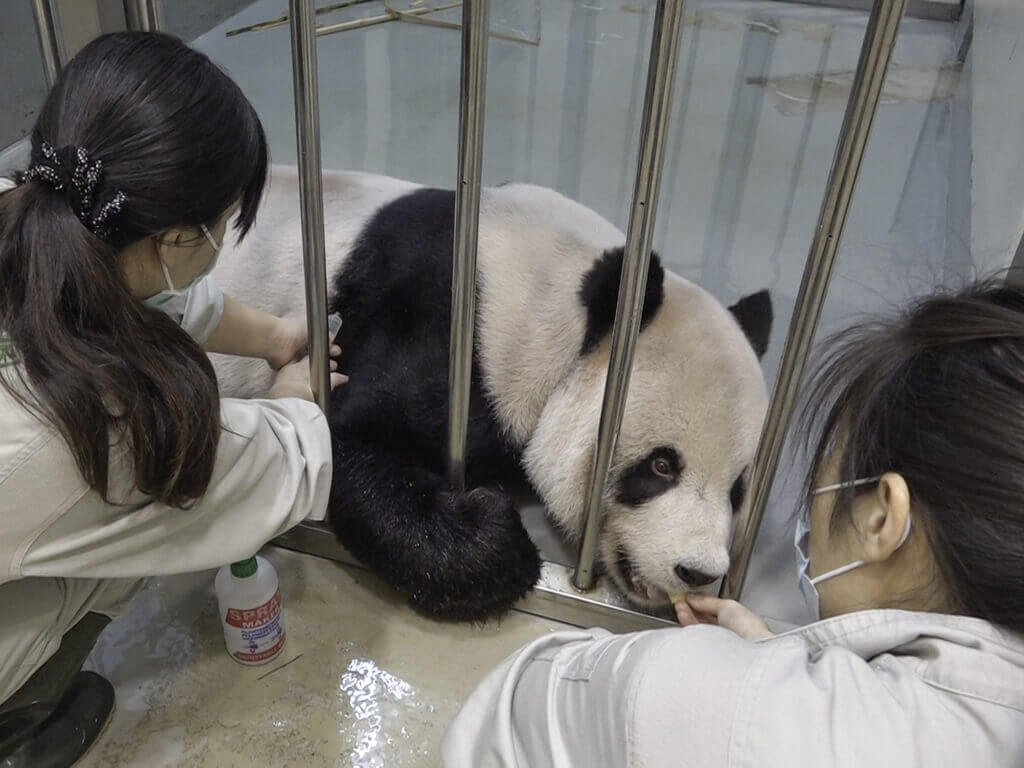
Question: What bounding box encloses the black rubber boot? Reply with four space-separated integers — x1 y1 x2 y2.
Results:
0 671 114 768
0 613 114 766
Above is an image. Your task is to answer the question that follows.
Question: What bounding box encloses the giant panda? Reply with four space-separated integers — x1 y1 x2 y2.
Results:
212 166 773 621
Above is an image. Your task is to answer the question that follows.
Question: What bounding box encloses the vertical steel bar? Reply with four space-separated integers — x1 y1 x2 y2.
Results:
571 0 686 591
289 0 331 411
447 0 490 491
1009 231 1024 287
721 0 909 601
31 0 62 87
123 0 163 31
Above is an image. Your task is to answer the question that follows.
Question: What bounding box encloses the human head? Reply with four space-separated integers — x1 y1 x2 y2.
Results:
799 280 1024 634
0 31 268 505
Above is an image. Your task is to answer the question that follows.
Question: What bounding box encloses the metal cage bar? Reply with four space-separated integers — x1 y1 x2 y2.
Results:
271 0 914 630
289 0 331 411
31 0 62 88
721 0 909 601
123 0 164 31
571 0 686 592
447 0 490 491
1009 231 1024 287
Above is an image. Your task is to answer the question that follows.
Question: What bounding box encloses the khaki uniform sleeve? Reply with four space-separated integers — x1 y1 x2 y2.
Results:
441 625 757 768
20 397 331 578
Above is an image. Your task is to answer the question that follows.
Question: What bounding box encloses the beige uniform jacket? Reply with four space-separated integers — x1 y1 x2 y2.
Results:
0 178 331 702
443 610 1024 767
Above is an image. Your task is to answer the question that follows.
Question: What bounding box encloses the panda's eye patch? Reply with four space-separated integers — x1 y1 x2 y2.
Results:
616 447 683 506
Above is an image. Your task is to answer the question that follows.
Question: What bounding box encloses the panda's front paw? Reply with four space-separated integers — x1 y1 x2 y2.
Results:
412 486 541 622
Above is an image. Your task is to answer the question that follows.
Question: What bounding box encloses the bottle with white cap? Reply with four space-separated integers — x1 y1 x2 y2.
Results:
214 555 286 666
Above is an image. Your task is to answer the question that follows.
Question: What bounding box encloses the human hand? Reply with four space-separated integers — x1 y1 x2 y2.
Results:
268 315 342 371
674 594 774 641
268 355 348 402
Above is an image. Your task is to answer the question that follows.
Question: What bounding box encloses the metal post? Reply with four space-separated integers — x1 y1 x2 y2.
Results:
446 0 490 491
1009 232 1024 287
289 0 331 411
123 0 163 31
721 0 909 601
571 0 686 591
31 0 62 87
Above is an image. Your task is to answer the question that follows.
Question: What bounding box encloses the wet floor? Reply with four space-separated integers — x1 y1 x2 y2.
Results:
80 547 569 767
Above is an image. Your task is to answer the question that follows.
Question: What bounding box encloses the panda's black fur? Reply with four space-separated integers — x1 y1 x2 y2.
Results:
324 188 672 621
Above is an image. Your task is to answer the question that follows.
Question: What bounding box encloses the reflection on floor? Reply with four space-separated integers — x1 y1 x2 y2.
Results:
80 547 570 768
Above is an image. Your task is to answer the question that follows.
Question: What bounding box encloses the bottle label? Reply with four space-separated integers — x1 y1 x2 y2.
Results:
223 589 285 663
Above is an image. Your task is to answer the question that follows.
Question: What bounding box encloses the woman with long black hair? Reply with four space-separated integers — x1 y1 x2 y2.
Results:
0 32 345 766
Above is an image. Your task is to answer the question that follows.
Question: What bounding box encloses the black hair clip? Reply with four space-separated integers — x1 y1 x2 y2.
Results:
23 140 127 241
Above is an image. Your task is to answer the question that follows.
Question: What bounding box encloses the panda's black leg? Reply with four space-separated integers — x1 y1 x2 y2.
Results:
327 433 542 622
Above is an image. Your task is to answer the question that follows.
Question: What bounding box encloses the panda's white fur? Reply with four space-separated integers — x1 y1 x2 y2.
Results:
210 169 420 398
211 166 769 610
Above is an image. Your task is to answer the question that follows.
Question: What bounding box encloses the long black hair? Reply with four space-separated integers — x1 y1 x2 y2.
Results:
0 32 268 506
800 279 1024 633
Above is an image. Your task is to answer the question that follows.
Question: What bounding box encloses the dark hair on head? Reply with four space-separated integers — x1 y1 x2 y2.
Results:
0 31 268 506
799 278 1024 633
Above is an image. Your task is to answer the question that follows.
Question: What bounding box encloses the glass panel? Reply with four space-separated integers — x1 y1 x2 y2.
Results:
1 1 49 150
160 0 256 41
6 0 1012 625
740 5 976 626
190 0 992 623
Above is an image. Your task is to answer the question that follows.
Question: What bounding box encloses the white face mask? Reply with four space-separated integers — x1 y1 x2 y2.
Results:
145 223 222 307
795 476 912 621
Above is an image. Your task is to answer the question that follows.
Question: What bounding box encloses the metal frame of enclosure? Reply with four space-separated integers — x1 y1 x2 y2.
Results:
27 0 910 631
30 0 61 87
123 0 164 32
767 0 958 22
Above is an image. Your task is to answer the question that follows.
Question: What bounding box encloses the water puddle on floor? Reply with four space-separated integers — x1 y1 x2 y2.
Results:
338 655 435 767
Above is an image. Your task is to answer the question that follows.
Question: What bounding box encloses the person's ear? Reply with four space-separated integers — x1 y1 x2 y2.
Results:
154 227 198 269
858 472 911 562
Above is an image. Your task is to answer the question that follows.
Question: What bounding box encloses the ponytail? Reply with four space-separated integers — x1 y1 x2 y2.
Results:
0 32 268 506
0 180 220 506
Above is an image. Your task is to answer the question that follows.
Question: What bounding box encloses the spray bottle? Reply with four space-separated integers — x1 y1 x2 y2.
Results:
215 555 286 666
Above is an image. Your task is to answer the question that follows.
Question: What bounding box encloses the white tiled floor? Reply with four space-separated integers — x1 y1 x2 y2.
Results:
80 547 570 767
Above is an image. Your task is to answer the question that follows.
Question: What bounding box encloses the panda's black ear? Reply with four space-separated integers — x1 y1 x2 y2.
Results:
728 290 773 359
579 248 665 355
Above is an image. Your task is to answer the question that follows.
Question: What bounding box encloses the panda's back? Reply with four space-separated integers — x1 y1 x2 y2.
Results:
214 170 629 433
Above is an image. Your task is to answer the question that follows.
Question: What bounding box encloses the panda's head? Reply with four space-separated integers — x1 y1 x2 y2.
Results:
523 249 772 608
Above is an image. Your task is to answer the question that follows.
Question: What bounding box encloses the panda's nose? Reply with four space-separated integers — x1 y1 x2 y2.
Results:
674 565 717 588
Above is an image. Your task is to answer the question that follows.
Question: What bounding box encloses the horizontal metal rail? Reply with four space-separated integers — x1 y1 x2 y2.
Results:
764 0 960 22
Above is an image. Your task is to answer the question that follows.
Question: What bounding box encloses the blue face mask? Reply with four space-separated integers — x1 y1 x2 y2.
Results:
144 223 222 307
795 476 912 621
